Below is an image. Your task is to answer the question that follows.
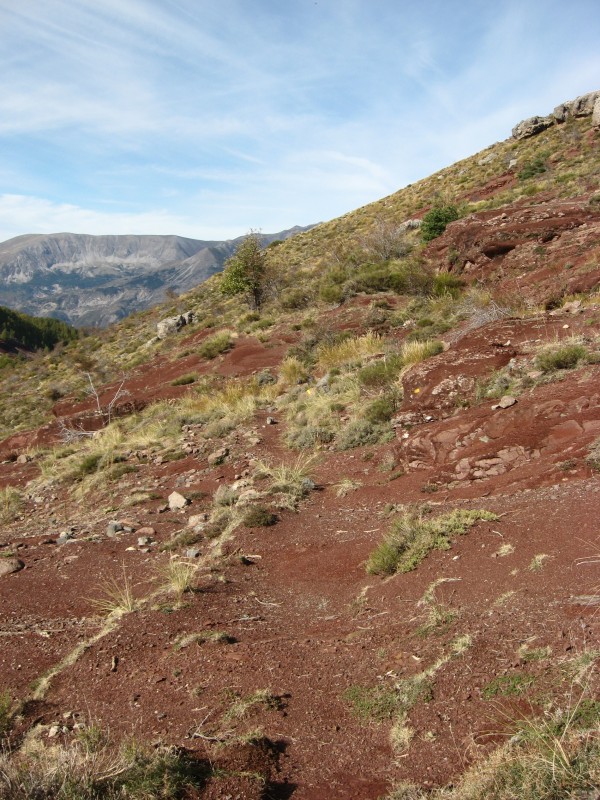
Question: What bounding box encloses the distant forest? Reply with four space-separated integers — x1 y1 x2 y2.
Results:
0 306 78 350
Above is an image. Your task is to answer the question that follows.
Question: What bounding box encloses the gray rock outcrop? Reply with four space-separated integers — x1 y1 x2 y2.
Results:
512 90 599 139
553 91 600 122
156 311 195 339
593 96 600 127
511 115 554 140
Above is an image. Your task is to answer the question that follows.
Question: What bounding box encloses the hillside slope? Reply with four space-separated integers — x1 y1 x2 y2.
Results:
0 94 599 800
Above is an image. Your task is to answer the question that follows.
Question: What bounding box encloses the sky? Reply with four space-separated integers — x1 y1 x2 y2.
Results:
0 0 599 244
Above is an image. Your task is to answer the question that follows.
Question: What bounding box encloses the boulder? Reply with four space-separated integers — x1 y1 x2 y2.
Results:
106 521 124 537
0 557 25 577
593 96 600 128
512 115 554 140
168 491 190 510
156 311 195 339
207 447 229 467
553 91 600 122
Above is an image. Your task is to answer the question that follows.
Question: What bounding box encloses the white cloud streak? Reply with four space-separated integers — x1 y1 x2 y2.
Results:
0 0 599 241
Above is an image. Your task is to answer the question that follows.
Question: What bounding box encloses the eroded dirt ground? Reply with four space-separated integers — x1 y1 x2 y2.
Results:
2 165 600 796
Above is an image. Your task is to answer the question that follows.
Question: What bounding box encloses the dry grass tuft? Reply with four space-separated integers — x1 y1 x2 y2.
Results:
317 331 384 370
0 486 21 523
90 566 138 617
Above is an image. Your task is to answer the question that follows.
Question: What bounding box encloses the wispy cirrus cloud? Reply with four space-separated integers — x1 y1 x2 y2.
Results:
0 0 599 241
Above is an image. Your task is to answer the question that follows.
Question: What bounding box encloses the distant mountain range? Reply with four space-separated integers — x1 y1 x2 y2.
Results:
0 226 313 327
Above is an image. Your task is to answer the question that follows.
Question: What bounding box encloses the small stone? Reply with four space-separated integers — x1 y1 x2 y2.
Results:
207 447 229 467
106 521 124 538
16 454 32 464
168 491 190 510
137 536 152 547
266 416 277 425
185 548 201 559
48 725 60 738
0 557 25 577
135 526 156 537
496 395 517 409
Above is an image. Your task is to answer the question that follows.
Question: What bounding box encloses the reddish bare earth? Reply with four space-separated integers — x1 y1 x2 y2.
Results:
1 111 600 796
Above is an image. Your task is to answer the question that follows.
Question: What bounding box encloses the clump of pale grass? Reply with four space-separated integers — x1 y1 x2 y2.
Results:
400 338 444 366
334 478 363 497
0 486 21 523
254 454 319 509
278 356 309 386
90 565 138 617
159 559 197 603
317 331 384 370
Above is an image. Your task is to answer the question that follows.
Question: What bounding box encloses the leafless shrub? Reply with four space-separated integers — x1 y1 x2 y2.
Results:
360 219 413 261
58 374 129 442
460 290 512 331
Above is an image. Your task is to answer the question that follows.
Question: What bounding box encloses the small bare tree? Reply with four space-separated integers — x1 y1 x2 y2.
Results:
58 374 129 442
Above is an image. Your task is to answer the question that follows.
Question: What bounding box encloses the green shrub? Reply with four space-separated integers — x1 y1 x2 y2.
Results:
364 393 399 424
586 437 600 472
0 690 12 734
319 283 345 304
0 486 22 523
243 505 278 527
75 452 103 477
107 464 138 482
287 425 336 449
249 317 273 331
432 272 464 297
198 331 233 359
336 419 385 450
421 205 460 242
238 311 260 324
279 287 311 309
535 342 588 373
171 374 197 386
358 355 403 388
518 154 548 181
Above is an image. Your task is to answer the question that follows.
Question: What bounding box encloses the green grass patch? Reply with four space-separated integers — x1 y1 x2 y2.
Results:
535 342 588 373
198 331 233 359
482 674 535 700
366 508 498 575
243 505 278 528
171 373 197 386
343 684 401 722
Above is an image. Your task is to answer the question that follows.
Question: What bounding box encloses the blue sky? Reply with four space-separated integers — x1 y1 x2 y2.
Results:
0 0 598 243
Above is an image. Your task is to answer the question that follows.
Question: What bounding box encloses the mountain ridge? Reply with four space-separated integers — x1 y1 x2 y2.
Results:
0 226 313 327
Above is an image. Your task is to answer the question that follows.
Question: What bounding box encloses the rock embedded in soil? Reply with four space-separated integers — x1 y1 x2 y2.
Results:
135 526 156 537
207 446 229 466
0 557 25 576
493 395 517 410
106 521 124 537
168 491 190 510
